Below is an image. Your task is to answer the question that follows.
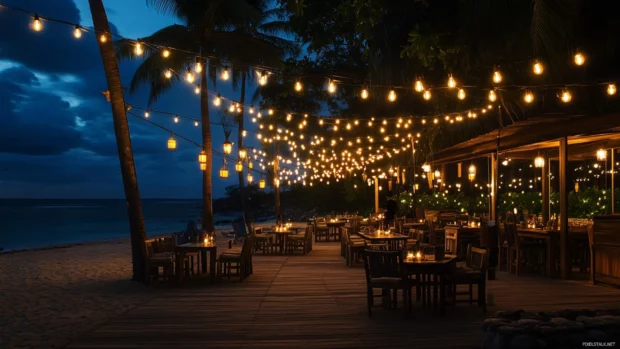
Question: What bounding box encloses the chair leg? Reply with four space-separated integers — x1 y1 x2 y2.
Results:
366 287 373 317
469 284 473 304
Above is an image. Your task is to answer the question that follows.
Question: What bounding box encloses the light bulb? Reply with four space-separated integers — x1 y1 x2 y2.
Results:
213 94 221 106
523 90 534 104
99 34 107 43
221 67 230 81
249 106 255 114
488 90 497 102
560 90 572 103
186 70 195 83
387 90 397 102
294 81 302 92
228 104 235 113
361 88 369 99
447 75 457 88
144 111 150 118
574 52 585 66
259 74 268 86
492 70 502 84
164 69 172 79
414 80 424 92
423 90 432 101
31 15 43 32
194 61 203 73
457 88 466 100
607 83 617 96
194 85 200 94
533 61 543 75
328 80 336 94
174 116 179 123
73 25 82 39
162 49 170 58
134 42 143 56
194 121 199 126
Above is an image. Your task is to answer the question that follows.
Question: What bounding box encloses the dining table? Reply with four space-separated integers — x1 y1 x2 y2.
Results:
358 230 408 250
326 220 346 241
176 241 217 283
404 256 457 316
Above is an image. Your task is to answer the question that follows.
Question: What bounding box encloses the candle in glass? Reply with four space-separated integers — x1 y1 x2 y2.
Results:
416 251 422 260
407 252 414 261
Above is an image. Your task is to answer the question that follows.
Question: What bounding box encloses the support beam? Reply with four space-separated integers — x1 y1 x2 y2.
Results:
559 137 569 279
490 154 498 222
612 149 616 214
374 177 380 213
542 156 550 225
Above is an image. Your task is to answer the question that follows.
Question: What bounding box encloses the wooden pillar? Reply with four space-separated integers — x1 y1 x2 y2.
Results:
490 154 498 221
274 141 281 223
612 149 616 214
374 177 380 213
559 137 569 279
542 156 550 225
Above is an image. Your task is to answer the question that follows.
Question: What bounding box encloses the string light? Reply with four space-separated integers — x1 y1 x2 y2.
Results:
560 89 572 103
194 61 203 73
99 33 107 43
213 94 222 106
387 89 397 102
523 90 534 104
492 70 502 84
488 90 497 102
247 173 253 184
31 14 42 32
259 178 266 189
294 81 303 92
185 69 195 83
144 111 150 118
597 149 607 161
258 72 268 86
414 79 424 93
221 67 230 81
607 83 617 96
361 88 369 99
249 106 255 114
574 52 585 66
534 155 544 168
134 42 143 56
239 148 247 160
223 140 233 155
162 48 170 58
194 121 199 126
423 90 432 101
73 25 82 39
532 61 544 75
457 88 466 100
164 69 172 79
328 80 337 94
447 75 457 88
173 116 179 123
194 85 200 94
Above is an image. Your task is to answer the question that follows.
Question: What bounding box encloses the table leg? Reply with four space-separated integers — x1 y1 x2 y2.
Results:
176 251 185 283
433 274 438 310
440 274 446 316
201 250 207 273
209 249 217 283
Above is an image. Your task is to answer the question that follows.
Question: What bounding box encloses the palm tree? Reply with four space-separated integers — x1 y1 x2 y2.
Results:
87 0 148 282
117 0 287 233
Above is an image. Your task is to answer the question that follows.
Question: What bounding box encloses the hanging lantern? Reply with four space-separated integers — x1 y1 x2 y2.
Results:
247 173 253 184
422 163 431 173
574 182 579 193
167 135 176 150
259 178 266 189
468 164 476 182
248 161 253 169
219 163 229 179
200 163 207 171
239 148 247 160
597 149 607 161
198 150 207 164
434 170 441 179
223 140 233 155
235 161 243 172
608 83 617 96
534 155 544 168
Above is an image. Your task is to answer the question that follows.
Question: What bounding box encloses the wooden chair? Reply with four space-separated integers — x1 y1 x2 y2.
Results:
144 239 174 283
362 249 413 318
313 219 329 242
218 234 255 281
254 227 275 255
344 228 366 266
451 245 488 309
286 226 309 254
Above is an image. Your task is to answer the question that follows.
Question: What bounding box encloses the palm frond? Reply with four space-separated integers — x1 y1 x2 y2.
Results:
128 49 189 105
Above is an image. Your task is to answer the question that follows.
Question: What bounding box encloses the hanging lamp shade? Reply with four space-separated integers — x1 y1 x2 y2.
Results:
247 173 253 184
167 135 176 150
219 164 229 179
200 163 207 171
422 163 431 173
223 141 233 155
259 178 266 189
235 161 243 172
534 155 544 168
198 150 207 164
597 149 607 161
238 148 247 160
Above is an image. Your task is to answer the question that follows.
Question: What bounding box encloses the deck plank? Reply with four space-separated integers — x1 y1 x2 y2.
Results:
67 243 620 349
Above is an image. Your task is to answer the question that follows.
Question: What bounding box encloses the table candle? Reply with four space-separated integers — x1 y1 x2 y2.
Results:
416 251 422 260
407 252 414 261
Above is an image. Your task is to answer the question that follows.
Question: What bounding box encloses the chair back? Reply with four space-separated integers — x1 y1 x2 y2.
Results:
505 223 517 247
241 234 255 258
470 246 489 272
158 237 175 253
362 250 404 284
145 239 156 257
306 224 313 244
395 218 404 235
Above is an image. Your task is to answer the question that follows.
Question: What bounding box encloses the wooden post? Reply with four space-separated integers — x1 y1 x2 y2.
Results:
274 141 281 223
411 138 416 194
374 177 380 213
612 149 616 214
559 137 569 279
542 155 550 225
490 154 498 221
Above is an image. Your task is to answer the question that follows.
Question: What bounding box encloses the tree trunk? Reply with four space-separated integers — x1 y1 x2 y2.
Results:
238 74 249 233
274 141 281 223
200 67 215 233
88 0 147 282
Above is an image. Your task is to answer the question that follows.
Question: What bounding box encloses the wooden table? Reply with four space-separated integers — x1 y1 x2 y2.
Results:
404 257 456 316
176 242 217 283
358 231 408 250
444 225 480 258
326 221 346 241
270 229 293 253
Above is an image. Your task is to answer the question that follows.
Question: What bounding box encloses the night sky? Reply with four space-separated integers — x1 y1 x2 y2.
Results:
0 0 257 199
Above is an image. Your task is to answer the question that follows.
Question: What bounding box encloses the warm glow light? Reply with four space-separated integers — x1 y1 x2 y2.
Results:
219 164 229 179
259 178 266 189
414 80 424 93
134 42 143 56
523 90 534 104
235 161 243 172
387 90 397 102
31 15 43 32
492 70 502 84
213 94 221 106
457 88 466 100
194 85 200 94
608 83 617 96
361 88 369 99
221 67 230 81
423 90 432 101
73 25 82 39
198 150 207 164
328 80 337 94
162 49 170 58
294 81 303 92
99 34 107 43
447 75 457 88
488 90 497 102
239 148 247 160
167 135 176 150
247 173 253 184
422 163 431 173
597 149 607 161
223 141 233 155
560 90 572 103
195 61 203 73
533 61 544 75
434 170 441 179
164 69 172 79
259 74 268 86
185 70 195 83
574 52 585 66
534 155 544 168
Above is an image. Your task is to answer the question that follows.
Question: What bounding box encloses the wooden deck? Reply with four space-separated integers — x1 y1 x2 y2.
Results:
67 243 620 349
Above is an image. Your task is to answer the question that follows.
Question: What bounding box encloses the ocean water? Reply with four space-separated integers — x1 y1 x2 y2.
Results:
0 199 241 251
